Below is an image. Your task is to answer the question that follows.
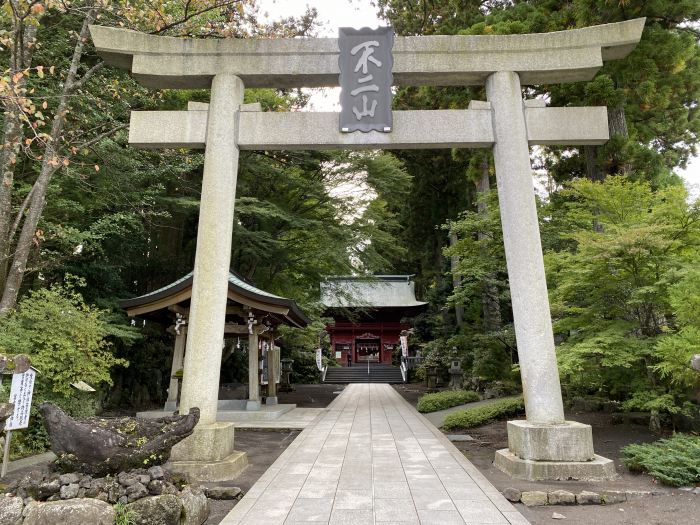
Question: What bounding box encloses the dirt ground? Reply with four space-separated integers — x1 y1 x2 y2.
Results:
394 385 700 525
203 429 300 524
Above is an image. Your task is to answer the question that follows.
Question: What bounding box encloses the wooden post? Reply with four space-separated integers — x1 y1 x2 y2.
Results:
166 326 187 411
267 335 278 405
1 430 11 478
247 328 260 410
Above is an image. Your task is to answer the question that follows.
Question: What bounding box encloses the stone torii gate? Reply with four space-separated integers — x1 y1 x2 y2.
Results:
91 18 644 480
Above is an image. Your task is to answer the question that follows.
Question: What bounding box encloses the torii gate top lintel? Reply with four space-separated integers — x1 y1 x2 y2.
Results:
89 18 644 89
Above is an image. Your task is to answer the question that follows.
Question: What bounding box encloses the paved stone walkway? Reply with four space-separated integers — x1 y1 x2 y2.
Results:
234 408 326 430
221 384 529 525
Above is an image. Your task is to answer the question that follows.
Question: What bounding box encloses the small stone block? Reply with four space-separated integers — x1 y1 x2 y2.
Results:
548 490 576 505
552 512 566 520
502 487 521 502
625 490 652 500
521 491 548 507
576 491 601 505
601 490 626 504
203 486 242 500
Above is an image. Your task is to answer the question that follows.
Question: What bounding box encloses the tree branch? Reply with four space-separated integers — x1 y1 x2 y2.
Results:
72 123 128 152
72 61 104 91
149 0 242 35
7 185 34 247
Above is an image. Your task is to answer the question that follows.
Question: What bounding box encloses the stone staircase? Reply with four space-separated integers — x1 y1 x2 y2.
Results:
323 364 404 384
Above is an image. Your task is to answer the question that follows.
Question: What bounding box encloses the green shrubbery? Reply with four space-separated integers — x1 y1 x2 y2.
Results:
622 434 700 487
0 280 131 458
417 390 480 413
441 396 524 430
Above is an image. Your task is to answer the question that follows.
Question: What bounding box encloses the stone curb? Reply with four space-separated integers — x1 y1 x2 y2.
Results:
503 488 672 507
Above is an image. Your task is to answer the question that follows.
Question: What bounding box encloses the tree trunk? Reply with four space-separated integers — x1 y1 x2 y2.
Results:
448 232 464 328
584 145 603 182
608 105 629 139
584 104 630 182
0 22 37 290
476 155 502 332
0 8 97 314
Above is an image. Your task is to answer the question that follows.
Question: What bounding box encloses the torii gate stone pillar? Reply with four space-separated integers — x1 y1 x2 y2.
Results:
92 18 645 481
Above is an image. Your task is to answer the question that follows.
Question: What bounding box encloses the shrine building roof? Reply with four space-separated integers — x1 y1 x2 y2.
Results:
321 275 428 310
119 271 309 328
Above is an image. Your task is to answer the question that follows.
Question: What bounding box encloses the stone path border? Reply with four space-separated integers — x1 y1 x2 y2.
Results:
221 383 529 524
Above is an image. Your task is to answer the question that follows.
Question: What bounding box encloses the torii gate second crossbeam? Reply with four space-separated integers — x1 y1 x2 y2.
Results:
91 19 644 482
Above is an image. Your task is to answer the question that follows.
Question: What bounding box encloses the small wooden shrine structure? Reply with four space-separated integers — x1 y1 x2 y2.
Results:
321 275 427 366
120 270 309 410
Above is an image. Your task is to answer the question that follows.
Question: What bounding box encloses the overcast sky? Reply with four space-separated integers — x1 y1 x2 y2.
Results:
256 0 699 196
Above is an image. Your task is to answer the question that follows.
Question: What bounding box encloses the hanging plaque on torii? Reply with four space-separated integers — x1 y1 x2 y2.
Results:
338 27 394 133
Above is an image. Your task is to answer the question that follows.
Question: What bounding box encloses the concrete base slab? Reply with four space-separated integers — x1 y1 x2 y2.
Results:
507 420 594 461
494 449 616 481
245 400 260 411
167 450 248 483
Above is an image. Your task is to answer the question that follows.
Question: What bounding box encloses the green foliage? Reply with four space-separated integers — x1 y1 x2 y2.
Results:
546 177 700 410
0 278 129 456
622 434 700 487
113 502 137 525
441 397 525 430
417 390 480 413
0 278 129 397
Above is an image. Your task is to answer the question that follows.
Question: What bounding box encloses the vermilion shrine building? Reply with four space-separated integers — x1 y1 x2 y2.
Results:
321 276 427 366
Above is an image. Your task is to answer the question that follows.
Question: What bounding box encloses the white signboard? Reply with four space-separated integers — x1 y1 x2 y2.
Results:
6 368 36 431
400 335 409 358
316 348 323 371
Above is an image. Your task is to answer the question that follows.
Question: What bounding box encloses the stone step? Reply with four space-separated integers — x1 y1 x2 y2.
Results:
323 365 404 384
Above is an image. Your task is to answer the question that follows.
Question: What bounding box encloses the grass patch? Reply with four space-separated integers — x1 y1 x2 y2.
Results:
417 390 480 413
441 396 524 430
622 433 700 487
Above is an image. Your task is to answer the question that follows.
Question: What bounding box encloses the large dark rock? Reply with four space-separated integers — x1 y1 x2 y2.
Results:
39 402 199 476
22 498 115 525
126 494 183 525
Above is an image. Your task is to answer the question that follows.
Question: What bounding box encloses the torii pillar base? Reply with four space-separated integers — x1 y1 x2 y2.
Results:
494 421 615 481
166 422 248 482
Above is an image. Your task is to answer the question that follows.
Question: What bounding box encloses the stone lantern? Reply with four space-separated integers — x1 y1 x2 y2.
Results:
279 358 295 392
426 365 438 390
449 359 464 390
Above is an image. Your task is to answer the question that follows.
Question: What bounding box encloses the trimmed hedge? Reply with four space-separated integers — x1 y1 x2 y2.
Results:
416 390 480 413
622 433 700 487
441 396 525 430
